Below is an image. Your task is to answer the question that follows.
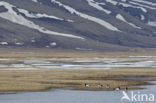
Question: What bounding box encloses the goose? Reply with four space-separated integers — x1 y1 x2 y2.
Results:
97 83 103 88
125 87 128 90
115 86 120 91
106 84 110 89
85 83 90 87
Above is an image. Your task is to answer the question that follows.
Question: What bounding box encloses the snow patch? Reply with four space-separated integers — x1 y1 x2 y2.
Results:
121 0 127 2
141 15 145 20
50 42 57 46
18 8 74 22
32 0 38 3
129 1 156 10
132 0 156 7
51 0 121 32
0 1 84 39
31 40 35 43
119 2 147 13
66 19 74 22
0 42 8 45
148 21 156 27
116 14 141 29
86 0 111 14
15 42 24 45
46 46 50 48
105 0 118 5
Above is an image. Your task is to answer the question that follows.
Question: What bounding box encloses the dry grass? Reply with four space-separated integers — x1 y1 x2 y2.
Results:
0 68 156 92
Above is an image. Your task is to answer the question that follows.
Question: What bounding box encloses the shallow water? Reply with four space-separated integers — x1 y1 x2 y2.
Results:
0 84 156 103
0 56 156 70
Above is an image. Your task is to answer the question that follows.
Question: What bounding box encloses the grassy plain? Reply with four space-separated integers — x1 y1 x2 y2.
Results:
0 49 156 93
0 68 156 93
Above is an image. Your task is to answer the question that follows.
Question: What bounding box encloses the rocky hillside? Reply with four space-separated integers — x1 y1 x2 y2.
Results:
0 0 156 51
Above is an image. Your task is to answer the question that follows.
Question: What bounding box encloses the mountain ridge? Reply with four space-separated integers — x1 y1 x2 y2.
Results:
0 0 156 51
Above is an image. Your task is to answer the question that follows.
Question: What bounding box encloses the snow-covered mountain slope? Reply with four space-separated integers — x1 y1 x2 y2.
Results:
0 0 156 51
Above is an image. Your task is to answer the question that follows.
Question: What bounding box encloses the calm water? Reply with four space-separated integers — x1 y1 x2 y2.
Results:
0 84 156 103
0 56 156 70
